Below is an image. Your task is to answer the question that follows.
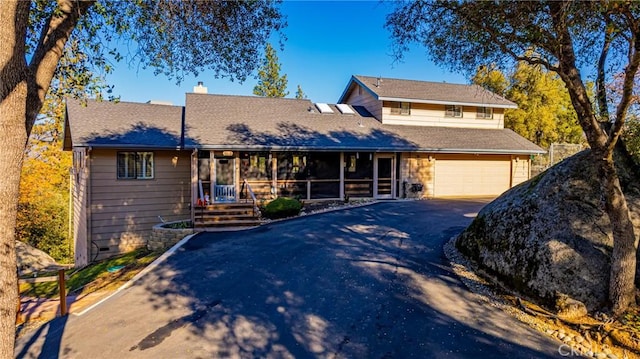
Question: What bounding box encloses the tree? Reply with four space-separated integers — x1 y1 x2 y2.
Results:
295 84 306 99
0 0 284 355
472 65 509 97
253 43 289 97
626 119 640 162
387 1 639 315
474 62 584 148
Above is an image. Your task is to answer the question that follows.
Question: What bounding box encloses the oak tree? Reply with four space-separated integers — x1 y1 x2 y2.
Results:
0 0 284 356
387 1 639 315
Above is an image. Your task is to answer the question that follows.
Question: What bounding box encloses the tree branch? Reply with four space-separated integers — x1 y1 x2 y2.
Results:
597 13 614 122
548 1 607 151
608 13 640 153
26 0 94 136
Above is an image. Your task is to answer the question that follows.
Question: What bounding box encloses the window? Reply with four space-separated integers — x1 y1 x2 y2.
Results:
476 107 493 119
241 152 271 180
117 152 154 179
390 102 411 115
445 105 463 117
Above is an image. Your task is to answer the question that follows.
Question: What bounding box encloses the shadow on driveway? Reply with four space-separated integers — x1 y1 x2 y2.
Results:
16 200 562 358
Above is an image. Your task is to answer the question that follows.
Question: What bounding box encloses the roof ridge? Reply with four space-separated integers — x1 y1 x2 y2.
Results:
355 74 472 87
186 92 312 103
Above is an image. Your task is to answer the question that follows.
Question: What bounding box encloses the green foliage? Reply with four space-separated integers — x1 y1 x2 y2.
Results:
17 101 74 263
472 65 508 97
262 197 303 219
473 62 584 148
295 85 306 99
27 1 285 85
20 248 159 298
624 119 640 163
162 221 193 229
253 43 289 97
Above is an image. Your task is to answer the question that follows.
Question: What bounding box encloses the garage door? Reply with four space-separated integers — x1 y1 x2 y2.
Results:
434 156 511 197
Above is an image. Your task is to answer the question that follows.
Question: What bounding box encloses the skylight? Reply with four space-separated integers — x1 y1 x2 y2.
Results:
315 103 334 114
336 104 355 115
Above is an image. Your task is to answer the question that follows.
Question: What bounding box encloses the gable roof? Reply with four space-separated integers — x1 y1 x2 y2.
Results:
64 93 543 155
64 99 184 150
338 75 517 109
183 93 543 154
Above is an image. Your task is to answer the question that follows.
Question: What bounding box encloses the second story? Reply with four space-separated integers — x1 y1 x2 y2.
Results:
338 75 516 129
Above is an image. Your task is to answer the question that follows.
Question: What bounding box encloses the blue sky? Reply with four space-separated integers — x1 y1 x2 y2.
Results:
107 1 468 105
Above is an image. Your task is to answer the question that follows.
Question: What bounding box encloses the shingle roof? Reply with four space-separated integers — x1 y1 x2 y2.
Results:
338 75 517 108
64 94 543 154
64 99 184 149
183 93 543 154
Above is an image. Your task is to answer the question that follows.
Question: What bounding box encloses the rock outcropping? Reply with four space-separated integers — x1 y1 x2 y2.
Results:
456 150 640 311
16 240 63 275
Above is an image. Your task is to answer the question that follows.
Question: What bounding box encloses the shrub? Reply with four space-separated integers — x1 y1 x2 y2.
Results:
162 221 192 229
262 197 303 219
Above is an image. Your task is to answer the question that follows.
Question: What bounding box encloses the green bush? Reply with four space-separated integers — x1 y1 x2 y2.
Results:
262 197 303 219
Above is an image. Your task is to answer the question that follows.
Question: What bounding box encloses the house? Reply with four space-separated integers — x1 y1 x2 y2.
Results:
64 75 544 266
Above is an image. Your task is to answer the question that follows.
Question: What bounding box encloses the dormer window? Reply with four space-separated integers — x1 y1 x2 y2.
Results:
476 107 493 119
445 105 462 118
390 102 411 115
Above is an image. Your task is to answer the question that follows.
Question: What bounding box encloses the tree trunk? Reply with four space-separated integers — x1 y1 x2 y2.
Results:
597 151 639 315
0 1 29 356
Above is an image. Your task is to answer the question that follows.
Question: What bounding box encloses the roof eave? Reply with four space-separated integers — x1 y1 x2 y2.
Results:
73 143 182 150
186 143 545 155
378 96 517 109
337 76 380 104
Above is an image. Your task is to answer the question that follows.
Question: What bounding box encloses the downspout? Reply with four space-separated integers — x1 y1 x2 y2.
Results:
68 168 73 256
86 146 93 263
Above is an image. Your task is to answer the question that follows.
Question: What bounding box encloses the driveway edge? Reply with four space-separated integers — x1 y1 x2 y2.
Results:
74 233 196 316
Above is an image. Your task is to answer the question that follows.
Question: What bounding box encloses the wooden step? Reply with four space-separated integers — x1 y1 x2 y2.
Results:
197 214 258 222
194 202 261 228
194 219 261 227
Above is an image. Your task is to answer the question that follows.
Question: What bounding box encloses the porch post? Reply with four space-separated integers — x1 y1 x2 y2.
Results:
210 151 216 202
190 149 197 222
373 153 378 199
271 153 277 198
235 152 240 202
339 152 345 201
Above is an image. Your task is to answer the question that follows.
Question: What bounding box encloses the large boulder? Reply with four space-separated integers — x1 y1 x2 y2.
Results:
16 240 63 276
456 150 640 311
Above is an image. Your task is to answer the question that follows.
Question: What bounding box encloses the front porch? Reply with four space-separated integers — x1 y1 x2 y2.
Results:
190 150 400 227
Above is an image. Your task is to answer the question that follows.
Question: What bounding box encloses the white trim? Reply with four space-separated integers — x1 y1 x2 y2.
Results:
374 154 395 199
378 96 517 109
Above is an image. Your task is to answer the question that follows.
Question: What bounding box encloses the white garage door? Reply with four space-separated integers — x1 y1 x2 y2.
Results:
434 156 511 197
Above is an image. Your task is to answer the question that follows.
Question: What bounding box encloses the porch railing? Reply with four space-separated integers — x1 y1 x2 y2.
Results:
241 179 260 217
215 185 236 202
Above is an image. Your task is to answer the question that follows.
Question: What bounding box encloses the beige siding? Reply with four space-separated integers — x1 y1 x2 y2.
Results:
381 102 505 129
399 153 434 199
433 154 512 197
89 149 191 260
72 149 90 267
343 85 383 121
511 155 530 186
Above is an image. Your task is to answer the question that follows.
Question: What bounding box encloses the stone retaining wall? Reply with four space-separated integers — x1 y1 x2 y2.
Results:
148 222 194 251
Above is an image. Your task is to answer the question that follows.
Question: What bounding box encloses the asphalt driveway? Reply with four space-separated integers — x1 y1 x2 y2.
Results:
16 199 562 358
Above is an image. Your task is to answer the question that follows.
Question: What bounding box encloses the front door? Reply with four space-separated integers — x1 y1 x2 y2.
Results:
215 157 236 202
374 155 394 199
